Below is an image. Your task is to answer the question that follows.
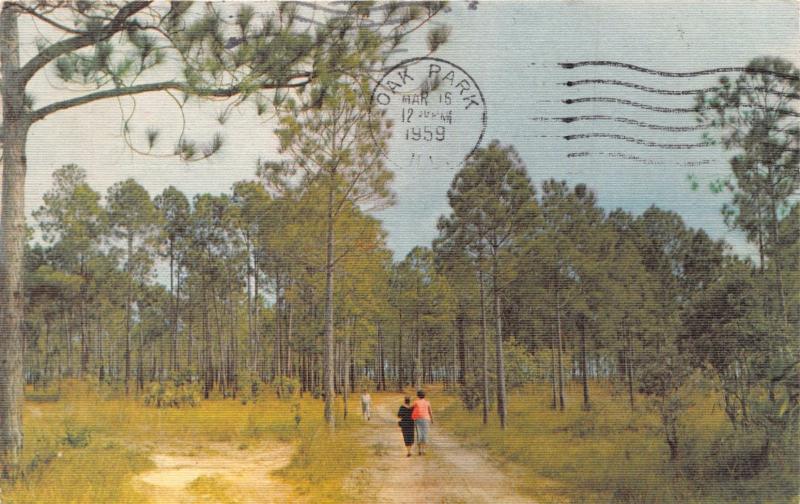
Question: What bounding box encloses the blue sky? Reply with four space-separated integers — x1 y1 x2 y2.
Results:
22 1 799 261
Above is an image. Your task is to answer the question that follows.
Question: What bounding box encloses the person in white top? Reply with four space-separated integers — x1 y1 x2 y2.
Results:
360 389 372 421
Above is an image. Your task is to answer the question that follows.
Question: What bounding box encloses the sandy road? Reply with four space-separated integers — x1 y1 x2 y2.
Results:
357 395 539 504
135 443 293 503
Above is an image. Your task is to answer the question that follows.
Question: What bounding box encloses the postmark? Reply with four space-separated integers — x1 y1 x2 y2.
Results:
370 57 487 170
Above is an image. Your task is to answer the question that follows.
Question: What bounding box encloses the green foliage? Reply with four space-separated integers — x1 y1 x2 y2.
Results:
459 378 487 411
503 338 538 389
272 377 301 399
143 382 201 409
62 423 91 449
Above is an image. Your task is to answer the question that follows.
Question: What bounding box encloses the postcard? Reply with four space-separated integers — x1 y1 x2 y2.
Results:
0 1 797 502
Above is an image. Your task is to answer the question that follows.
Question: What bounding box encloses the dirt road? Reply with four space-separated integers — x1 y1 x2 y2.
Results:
357 395 539 504
133 396 547 503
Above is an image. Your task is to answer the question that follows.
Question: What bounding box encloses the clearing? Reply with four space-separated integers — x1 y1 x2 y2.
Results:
135 443 293 503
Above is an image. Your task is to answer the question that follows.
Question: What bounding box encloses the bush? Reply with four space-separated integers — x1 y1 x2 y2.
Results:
459 378 489 411
237 373 262 404
62 424 91 449
504 338 538 389
143 382 201 408
706 432 771 480
272 377 301 399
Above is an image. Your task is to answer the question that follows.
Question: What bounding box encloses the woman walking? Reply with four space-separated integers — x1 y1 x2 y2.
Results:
411 390 433 455
397 396 415 457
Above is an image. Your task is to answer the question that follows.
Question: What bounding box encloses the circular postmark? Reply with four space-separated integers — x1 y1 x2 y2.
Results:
370 57 487 170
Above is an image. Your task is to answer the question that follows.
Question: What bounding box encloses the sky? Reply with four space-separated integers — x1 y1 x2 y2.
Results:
19 0 800 261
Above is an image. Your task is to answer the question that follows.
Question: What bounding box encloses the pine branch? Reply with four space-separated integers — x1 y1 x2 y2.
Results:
8 2 89 35
16 1 151 86
30 74 312 123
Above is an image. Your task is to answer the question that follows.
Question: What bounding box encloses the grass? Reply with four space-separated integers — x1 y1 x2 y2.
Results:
275 403 369 503
187 475 239 504
438 382 798 504
1 380 368 504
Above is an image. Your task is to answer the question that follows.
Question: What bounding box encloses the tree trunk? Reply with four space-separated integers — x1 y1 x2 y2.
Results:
44 318 52 387
137 303 144 393
769 198 788 324
492 256 508 429
245 237 254 375
0 5 27 471
79 257 89 376
414 308 422 389
456 307 467 386
187 306 194 373
377 322 386 391
343 325 350 419
626 327 635 410
550 321 558 410
203 280 212 399
555 281 565 412
478 265 490 426
397 310 404 391
169 241 177 374
286 301 294 378
253 252 261 378
65 308 73 377
579 313 591 411
323 184 336 426
124 233 133 395
274 272 283 379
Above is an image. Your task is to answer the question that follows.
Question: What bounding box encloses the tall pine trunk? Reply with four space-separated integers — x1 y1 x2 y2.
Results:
397 310 404 391
478 264 490 426
323 184 336 426
414 308 422 389
169 241 177 374
378 322 386 391
274 272 283 379
0 4 27 471
124 233 133 395
555 278 566 411
626 326 635 410
343 325 350 419
456 307 467 386
769 197 788 324
579 313 591 411
492 256 508 429
550 321 558 410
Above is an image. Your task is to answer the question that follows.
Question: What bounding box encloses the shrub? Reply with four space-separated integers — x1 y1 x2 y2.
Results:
706 432 771 480
504 338 538 389
459 378 489 411
143 382 201 408
272 377 301 399
237 373 262 404
62 424 91 449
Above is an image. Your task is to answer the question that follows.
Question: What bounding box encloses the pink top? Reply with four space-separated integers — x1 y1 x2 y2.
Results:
411 399 431 420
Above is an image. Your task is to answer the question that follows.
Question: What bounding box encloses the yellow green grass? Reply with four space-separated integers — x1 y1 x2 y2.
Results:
1 380 367 503
438 383 798 504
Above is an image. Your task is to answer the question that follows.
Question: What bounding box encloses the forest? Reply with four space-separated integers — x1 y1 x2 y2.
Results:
20 132 800 498
0 1 797 502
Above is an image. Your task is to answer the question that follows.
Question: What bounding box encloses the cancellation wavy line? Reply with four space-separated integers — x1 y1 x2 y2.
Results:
560 80 800 99
558 61 800 81
562 97 800 116
567 152 715 166
563 133 712 149
530 115 707 132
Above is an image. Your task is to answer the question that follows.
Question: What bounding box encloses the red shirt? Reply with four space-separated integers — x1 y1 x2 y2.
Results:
411 398 431 420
